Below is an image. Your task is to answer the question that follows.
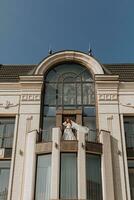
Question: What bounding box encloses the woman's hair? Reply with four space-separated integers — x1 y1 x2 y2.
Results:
66 118 72 125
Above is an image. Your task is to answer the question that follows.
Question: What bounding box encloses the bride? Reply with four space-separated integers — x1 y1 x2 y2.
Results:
63 118 89 140
63 118 76 140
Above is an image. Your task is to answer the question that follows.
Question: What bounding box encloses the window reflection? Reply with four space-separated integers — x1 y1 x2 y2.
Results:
0 161 11 200
64 83 76 105
60 153 77 199
42 117 55 141
35 155 51 200
86 154 102 200
0 118 15 149
44 107 56 117
124 117 134 148
128 160 134 199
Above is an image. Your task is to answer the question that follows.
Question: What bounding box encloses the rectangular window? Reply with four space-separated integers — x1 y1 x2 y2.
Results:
0 160 11 200
42 117 56 142
124 117 134 148
60 153 77 199
35 154 51 200
86 154 102 200
83 107 97 142
0 118 15 149
128 160 134 199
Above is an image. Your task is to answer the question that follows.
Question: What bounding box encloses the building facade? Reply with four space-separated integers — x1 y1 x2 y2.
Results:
0 50 134 200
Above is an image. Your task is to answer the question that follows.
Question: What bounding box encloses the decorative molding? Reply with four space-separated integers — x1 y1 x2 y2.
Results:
21 94 40 101
119 102 134 109
98 94 118 101
0 100 19 109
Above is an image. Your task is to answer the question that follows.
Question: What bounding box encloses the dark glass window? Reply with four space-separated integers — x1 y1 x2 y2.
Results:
0 160 11 199
35 155 51 200
60 153 77 199
128 160 134 199
86 154 102 200
83 107 97 142
0 118 15 149
124 117 134 148
42 62 95 141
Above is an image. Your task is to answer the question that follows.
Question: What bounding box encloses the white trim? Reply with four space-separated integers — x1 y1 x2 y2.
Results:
35 51 104 75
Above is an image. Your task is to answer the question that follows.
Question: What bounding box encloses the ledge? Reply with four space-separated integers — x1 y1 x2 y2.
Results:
60 140 78 152
86 141 103 154
36 142 52 154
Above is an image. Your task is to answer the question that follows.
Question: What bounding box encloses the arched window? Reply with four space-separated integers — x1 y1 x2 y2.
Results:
41 62 96 142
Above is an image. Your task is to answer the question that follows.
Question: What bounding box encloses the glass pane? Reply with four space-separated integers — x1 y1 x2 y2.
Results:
0 161 11 199
84 106 96 117
46 69 59 82
42 117 56 141
82 70 93 81
60 153 77 199
83 117 96 142
86 154 102 200
35 155 51 200
0 118 15 149
83 83 95 105
128 160 134 168
57 83 62 106
44 83 56 105
124 117 134 148
64 83 76 105
44 107 56 117
77 83 81 105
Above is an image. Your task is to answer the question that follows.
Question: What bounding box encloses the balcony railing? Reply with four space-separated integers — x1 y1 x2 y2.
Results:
37 128 99 143
126 135 134 148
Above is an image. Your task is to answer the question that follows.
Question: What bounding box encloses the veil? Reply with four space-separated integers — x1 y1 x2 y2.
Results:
71 121 89 134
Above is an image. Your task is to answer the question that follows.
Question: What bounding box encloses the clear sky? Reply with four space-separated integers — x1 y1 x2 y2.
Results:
0 0 134 64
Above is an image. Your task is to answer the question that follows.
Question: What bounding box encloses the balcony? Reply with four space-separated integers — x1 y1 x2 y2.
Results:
36 127 102 155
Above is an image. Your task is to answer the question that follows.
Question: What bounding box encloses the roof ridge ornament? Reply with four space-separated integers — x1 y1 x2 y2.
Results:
48 44 53 55
88 43 92 56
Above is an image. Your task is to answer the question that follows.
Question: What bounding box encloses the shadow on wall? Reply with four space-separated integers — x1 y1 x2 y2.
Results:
111 136 123 200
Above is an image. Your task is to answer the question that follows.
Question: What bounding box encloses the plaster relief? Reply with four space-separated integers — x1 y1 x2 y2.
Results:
98 94 118 101
0 100 19 109
21 94 40 101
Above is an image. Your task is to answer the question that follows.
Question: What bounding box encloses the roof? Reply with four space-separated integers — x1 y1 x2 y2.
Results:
104 64 134 82
0 64 37 82
0 63 134 82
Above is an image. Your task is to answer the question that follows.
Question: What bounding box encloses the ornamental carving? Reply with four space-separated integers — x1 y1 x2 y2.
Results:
21 94 40 101
98 94 118 101
0 100 18 109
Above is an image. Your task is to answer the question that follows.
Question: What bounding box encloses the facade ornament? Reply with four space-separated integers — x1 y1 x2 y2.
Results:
21 94 40 101
0 100 18 109
119 102 134 109
98 94 118 101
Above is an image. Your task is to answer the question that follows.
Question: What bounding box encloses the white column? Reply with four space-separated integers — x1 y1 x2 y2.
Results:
50 128 61 200
22 130 36 200
100 130 115 200
77 131 86 200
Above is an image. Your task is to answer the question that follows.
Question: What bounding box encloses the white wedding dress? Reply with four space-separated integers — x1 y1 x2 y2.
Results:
63 121 76 140
63 120 89 140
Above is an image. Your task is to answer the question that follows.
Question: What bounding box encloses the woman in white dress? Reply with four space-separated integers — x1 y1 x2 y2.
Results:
63 118 76 140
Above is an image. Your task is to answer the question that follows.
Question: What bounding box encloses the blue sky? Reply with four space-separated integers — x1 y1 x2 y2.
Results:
0 0 134 64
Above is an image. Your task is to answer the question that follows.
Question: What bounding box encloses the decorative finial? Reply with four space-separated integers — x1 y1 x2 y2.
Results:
88 43 92 56
48 44 53 55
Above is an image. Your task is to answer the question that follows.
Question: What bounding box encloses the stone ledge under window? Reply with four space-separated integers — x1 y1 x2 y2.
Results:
86 141 103 154
36 142 52 154
60 141 78 152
